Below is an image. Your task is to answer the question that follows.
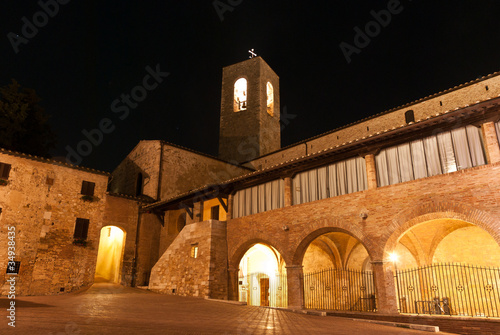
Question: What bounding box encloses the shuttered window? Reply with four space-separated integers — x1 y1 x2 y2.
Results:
74 218 90 239
81 181 95 196
0 163 11 179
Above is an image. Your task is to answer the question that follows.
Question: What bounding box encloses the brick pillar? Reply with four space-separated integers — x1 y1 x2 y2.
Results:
286 265 304 309
481 122 500 164
227 194 233 220
227 267 239 301
284 177 293 207
371 260 399 314
365 154 378 190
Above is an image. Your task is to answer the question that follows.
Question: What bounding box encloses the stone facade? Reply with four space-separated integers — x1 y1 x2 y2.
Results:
0 151 109 295
149 219 228 299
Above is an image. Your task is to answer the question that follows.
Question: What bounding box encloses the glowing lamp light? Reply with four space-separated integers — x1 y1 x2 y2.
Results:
389 252 399 263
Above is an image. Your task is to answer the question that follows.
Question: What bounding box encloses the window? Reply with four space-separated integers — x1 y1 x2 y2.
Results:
81 181 95 196
190 244 199 258
74 218 90 240
6 261 20 274
0 163 11 179
267 82 274 116
211 205 220 220
234 78 247 112
136 173 143 196
46 177 54 185
405 110 415 124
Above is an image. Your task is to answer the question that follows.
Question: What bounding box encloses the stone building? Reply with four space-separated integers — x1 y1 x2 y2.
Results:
1 57 500 322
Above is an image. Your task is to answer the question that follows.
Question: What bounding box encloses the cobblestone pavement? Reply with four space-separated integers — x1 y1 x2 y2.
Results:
1 282 450 335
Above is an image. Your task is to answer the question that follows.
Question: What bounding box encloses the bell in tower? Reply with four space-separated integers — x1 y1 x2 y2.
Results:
218 56 281 164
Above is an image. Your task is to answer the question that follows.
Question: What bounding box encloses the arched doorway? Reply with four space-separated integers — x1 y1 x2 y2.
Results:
95 226 126 284
238 243 287 307
390 218 500 317
301 232 376 312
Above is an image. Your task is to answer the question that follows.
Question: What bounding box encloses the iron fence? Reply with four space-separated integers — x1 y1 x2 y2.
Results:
238 272 288 307
302 268 376 311
396 263 500 317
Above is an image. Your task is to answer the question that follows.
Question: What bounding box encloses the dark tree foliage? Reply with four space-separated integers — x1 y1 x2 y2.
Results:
0 79 56 157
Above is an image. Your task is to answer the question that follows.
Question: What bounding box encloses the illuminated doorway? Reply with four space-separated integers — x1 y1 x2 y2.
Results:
238 243 287 307
95 226 126 283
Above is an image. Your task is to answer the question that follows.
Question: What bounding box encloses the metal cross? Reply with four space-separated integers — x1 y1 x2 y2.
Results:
248 49 257 58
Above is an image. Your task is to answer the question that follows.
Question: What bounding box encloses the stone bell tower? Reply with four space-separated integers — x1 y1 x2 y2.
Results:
218 57 281 163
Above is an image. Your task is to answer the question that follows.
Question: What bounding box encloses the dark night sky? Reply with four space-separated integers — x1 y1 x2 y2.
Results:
2 1 500 172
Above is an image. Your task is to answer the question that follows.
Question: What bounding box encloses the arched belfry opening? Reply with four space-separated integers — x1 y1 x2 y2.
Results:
266 82 274 116
135 173 143 196
95 226 126 284
234 78 247 112
238 243 287 307
389 218 500 317
301 231 376 312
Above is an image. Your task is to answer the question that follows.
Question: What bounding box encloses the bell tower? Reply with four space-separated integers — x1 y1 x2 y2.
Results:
218 57 281 163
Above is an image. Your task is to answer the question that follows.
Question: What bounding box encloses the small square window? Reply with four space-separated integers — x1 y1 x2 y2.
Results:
81 181 95 196
74 218 90 240
0 163 12 180
190 244 199 258
6 261 20 274
46 177 54 185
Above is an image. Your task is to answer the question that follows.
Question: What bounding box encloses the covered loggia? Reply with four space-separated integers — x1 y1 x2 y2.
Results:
95 226 126 283
238 243 287 307
389 218 500 317
301 231 376 312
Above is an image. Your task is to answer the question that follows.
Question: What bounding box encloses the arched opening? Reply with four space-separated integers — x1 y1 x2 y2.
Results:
234 78 247 112
302 232 376 312
95 226 126 284
266 82 274 116
389 218 500 317
238 243 287 307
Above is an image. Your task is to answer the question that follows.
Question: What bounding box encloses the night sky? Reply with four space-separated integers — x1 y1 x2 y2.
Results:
2 1 500 172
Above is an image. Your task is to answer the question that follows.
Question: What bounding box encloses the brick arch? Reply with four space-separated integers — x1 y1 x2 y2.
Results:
100 224 127 235
291 220 374 266
229 237 290 270
383 201 500 259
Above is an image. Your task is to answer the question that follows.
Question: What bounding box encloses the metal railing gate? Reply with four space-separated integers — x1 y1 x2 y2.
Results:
395 263 500 317
303 268 377 312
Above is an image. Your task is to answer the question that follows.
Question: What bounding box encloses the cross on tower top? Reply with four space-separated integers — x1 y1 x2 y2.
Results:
248 49 257 58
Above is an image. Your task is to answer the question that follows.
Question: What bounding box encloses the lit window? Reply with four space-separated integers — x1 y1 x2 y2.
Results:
190 244 199 258
267 82 274 116
234 78 247 112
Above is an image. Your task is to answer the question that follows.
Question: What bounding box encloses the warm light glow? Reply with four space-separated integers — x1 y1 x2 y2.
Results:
266 82 274 116
388 252 399 263
95 226 125 283
234 78 247 111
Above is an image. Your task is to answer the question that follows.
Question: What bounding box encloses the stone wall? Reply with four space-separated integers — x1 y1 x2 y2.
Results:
0 152 109 296
149 219 228 299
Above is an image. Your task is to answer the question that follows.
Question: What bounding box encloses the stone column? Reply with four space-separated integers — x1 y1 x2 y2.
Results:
284 177 293 207
286 265 304 310
226 194 233 220
481 122 500 164
371 260 399 314
365 154 378 190
227 267 239 301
